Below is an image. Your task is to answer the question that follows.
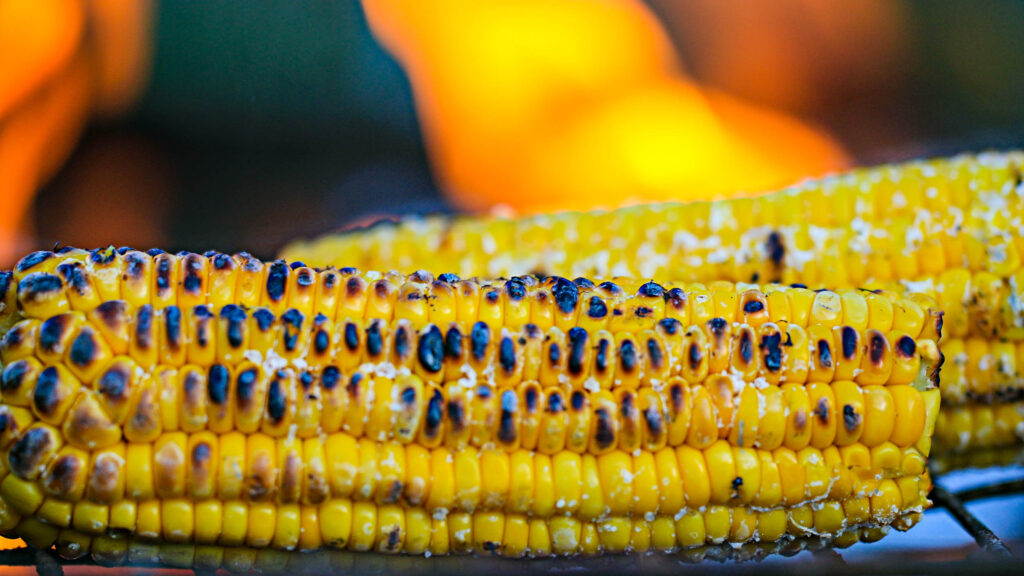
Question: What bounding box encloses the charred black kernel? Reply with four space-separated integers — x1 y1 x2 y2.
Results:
743 299 765 314
567 327 588 376
841 327 858 360
498 390 518 444
594 408 616 449
39 315 70 354
267 376 287 422
194 306 213 347
1 360 29 393
265 261 289 302
475 385 492 400
405 291 423 301
69 330 97 368
147 248 165 256
595 338 610 373
281 309 304 352
598 281 622 295
525 386 539 411
184 371 203 405
17 251 52 272
0 271 10 296
638 281 664 298
367 321 384 357
289 261 306 270
314 329 330 354
620 391 636 419
573 277 595 289
253 308 275 332
896 336 916 358
344 322 359 351
499 337 516 374
208 365 230 405
423 389 444 439
760 332 783 372
635 306 653 318
95 301 126 330
647 338 664 370
790 283 807 289
385 526 402 551
155 257 172 291
818 339 833 368
666 288 686 311
551 277 579 314
212 253 233 270
470 322 490 361
322 272 338 289
815 397 830 424
20 273 63 296
346 277 363 296
338 266 358 275
548 342 561 366
620 340 637 373
644 404 664 437
869 332 887 364
192 442 212 466
843 404 861 432
59 246 78 254
731 477 743 496
33 367 61 417
524 323 541 338
612 309 623 316
708 317 728 338
89 247 116 265
444 326 463 359
182 255 204 293
321 366 341 390
688 342 703 370
164 306 182 349
587 296 608 319
347 373 363 395
236 368 258 401
9 427 52 478
547 391 565 413
300 371 314 390
418 326 444 373
447 399 466 433
750 272 760 283
394 325 411 359
485 289 500 303
659 317 681 335
44 454 81 497
766 231 785 267
401 386 417 407
296 269 314 287
505 278 526 301
221 305 246 348
570 390 586 411
670 383 685 410
438 273 460 284
98 365 129 401
136 305 154 349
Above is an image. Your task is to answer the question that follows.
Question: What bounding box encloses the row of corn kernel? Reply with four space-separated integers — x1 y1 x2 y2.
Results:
934 400 1024 452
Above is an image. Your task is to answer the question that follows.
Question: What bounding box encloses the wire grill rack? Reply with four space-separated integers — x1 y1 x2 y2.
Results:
0 464 1020 575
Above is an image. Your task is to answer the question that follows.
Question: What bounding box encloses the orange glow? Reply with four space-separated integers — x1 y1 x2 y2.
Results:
362 0 848 213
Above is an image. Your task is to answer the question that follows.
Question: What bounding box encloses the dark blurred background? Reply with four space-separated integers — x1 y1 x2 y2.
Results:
7 0 1024 264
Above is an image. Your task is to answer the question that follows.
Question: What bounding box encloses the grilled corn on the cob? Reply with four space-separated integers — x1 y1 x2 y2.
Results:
282 150 1024 454
0 250 940 557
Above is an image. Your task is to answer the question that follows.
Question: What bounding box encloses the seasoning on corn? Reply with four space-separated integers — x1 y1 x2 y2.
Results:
281 150 1024 455
0 249 939 557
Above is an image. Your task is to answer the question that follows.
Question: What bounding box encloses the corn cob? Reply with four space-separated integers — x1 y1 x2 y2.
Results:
0 250 939 556
281 150 1024 455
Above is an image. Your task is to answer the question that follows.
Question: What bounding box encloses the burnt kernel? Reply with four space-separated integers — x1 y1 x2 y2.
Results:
505 278 526 301
634 306 653 318
385 527 402 551
484 289 501 304
470 322 490 361
39 315 71 354
19 273 64 298
647 338 664 370
89 247 116 265
405 291 423 302
743 300 765 314
708 317 728 336
658 317 681 335
818 339 833 368
896 336 916 358
638 282 665 298
766 231 786 267
69 330 98 368
289 261 306 270
313 329 329 354
347 373 363 395
731 477 743 495
498 390 518 444
551 277 579 314
794 409 808 430
322 272 338 289
815 397 830 424
253 308 275 332
843 404 861 432
33 367 62 416
499 337 516 374
321 366 341 390
595 338 610 373
593 408 616 449
208 365 230 405
523 323 541 339
346 277 363 297
418 326 444 373
444 326 463 359
97 365 129 402
570 390 586 412
56 260 88 291
300 371 314 390
475 385 492 400
182 255 204 293
164 306 182 349
546 391 565 413
841 327 858 360
344 322 359 351
135 305 154 349
42 454 80 497
567 328 588 376
573 277 595 289
296 269 315 287
267 377 287 422
212 253 233 270
9 427 53 478
192 442 213 470
447 399 466 433
401 386 417 407
620 340 637 373
644 405 664 437
0 271 11 296
95 301 127 330
281 309 304 352
619 391 636 419
587 296 608 319
524 386 539 411
760 332 783 372
265 261 289 302
437 273 460 284
669 383 685 411
17 251 53 272
424 389 444 438
338 266 358 276
394 326 411 359
366 321 384 356
869 332 887 364
688 342 703 370
221 305 246 348
1 360 30 392
236 368 258 401
598 281 622 295
155 257 172 291
548 343 561 366
666 288 686 311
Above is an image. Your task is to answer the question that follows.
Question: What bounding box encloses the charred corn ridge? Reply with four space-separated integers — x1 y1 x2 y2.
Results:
4 477 927 560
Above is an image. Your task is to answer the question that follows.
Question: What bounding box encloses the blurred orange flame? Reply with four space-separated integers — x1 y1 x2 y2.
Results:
363 0 848 213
